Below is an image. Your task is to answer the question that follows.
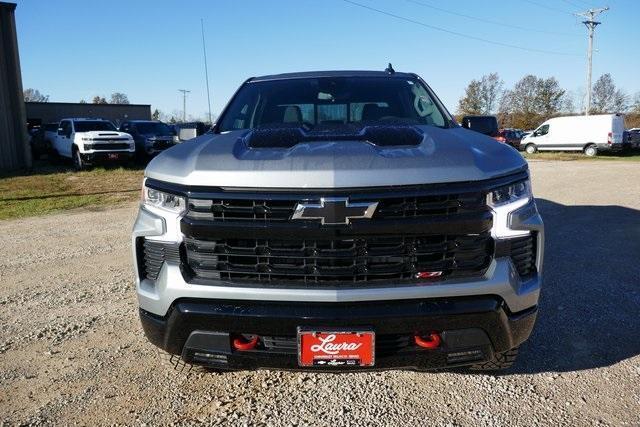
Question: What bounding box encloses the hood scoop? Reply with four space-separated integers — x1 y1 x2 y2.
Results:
244 123 424 149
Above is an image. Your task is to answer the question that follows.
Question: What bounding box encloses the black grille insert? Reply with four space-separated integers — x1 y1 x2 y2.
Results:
510 235 536 277
185 192 486 223
184 233 493 285
141 239 181 280
88 143 131 150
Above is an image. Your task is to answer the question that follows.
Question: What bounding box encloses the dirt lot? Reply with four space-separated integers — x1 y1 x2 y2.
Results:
1 160 639 426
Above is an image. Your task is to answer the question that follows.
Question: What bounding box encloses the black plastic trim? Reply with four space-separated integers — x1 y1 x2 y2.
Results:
139 296 538 371
180 211 493 239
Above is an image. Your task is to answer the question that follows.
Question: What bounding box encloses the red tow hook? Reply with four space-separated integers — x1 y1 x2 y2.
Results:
232 335 259 351
414 332 441 349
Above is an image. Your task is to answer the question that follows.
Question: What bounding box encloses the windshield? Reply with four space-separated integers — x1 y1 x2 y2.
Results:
73 121 116 132
218 76 448 132
135 122 173 135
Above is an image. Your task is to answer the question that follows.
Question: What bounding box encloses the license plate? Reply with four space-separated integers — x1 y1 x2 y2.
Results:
298 329 375 367
108 153 119 160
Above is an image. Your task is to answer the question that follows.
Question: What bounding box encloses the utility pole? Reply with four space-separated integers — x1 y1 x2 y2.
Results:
576 7 609 116
201 19 213 125
178 89 190 122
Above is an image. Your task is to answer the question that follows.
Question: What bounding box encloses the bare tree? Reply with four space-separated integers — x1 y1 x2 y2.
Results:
152 109 161 120
479 73 503 114
110 92 130 104
591 74 628 113
631 93 640 114
611 90 629 113
561 90 577 114
23 88 49 102
92 96 107 104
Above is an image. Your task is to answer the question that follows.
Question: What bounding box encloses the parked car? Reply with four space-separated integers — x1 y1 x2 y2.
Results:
29 122 58 159
132 69 543 373
53 118 135 170
521 114 625 156
496 129 522 150
119 120 178 160
625 128 640 150
521 130 534 139
460 115 499 138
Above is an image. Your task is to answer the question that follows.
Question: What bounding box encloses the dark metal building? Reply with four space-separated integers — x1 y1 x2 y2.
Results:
0 1 30 171
25 102 152 129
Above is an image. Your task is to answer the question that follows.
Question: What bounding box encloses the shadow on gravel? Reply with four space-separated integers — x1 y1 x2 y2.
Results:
510 198 640 374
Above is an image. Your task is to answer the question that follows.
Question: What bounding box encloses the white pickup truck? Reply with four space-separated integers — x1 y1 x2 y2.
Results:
53 118 135 169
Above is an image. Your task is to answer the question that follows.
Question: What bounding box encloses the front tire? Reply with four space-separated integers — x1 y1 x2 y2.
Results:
73 147 88 171
469 347 519 371
525 144 537 154
584 144 597 157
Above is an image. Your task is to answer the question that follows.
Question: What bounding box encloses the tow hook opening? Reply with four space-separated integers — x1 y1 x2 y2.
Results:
232 334 259 351
414 332 441 349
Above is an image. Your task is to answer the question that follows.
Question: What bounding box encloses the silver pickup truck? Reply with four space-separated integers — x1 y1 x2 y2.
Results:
132 69 544 372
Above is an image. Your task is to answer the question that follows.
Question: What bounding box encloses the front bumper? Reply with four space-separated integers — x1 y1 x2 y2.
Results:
80 151 134 164
140 296 537 371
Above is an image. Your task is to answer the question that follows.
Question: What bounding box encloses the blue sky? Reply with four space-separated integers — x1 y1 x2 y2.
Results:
14 0 640 119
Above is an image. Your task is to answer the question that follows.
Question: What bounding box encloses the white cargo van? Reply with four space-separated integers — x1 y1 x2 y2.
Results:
521 114 625 156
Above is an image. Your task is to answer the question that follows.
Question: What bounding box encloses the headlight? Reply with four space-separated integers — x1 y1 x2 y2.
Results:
487 180 532 238
142 184 186 214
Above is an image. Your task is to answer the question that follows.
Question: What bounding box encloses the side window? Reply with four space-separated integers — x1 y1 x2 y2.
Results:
59 121 71 136
220 89 260 131
536 124 550 136
228 104 250 129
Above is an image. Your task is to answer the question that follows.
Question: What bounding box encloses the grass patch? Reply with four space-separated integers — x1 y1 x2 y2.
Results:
0 163 143 220
523 151 640 162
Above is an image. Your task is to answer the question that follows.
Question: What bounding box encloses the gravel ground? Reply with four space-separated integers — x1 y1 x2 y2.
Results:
1 160 639 426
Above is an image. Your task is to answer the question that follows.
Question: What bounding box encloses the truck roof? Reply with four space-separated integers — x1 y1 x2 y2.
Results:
249 70 416 82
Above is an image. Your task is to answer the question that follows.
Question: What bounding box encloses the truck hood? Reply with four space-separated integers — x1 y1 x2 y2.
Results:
145 126 527 188
79 131 132 140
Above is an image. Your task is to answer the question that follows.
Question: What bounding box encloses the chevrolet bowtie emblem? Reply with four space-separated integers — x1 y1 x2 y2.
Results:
291 197 378 225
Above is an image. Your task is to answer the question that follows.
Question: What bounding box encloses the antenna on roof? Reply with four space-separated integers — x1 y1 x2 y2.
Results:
385 63 395 74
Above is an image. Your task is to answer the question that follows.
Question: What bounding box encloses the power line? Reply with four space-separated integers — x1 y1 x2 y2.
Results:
341 0 580 56
560 0 584 9
405 0 580 37
521 0 575 15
